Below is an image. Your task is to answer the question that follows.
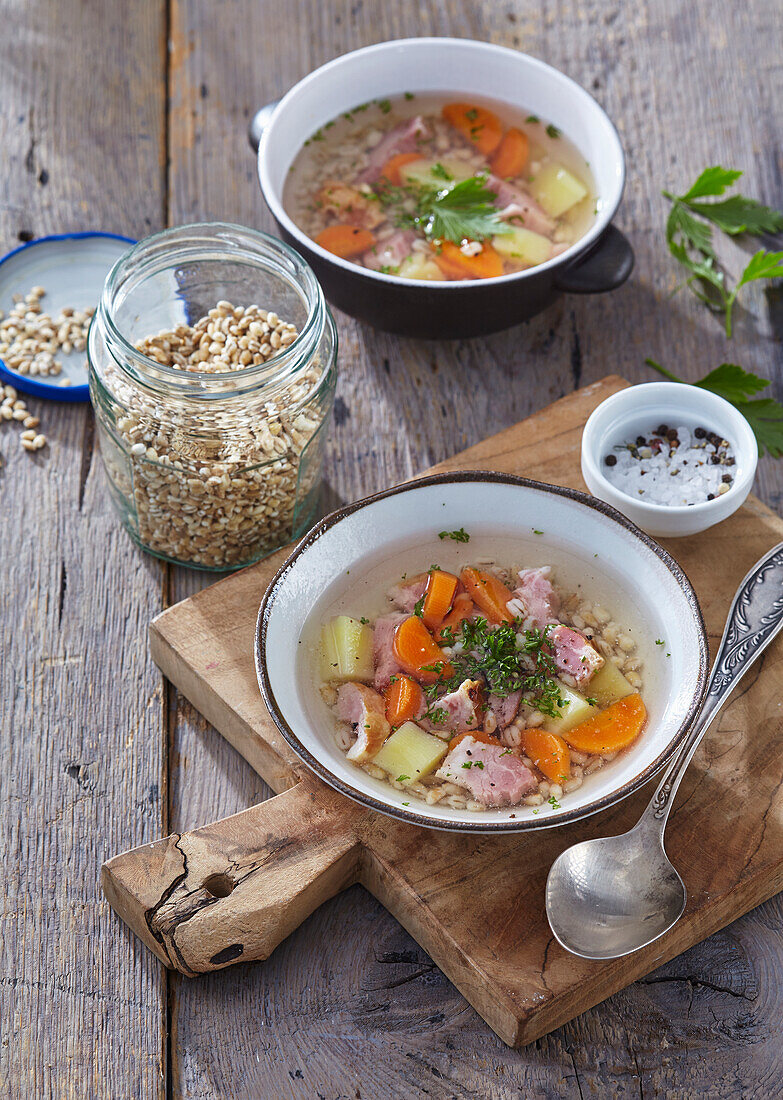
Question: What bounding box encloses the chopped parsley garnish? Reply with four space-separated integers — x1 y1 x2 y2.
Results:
545 124 561 139
425 617 568 719
360 616 369 625
532 528 544 535
404 92 415 100
376 98 392 114
431 162 453 181
465 108 479 121
548 794 561 809
526 114 540 124
655 638 664 645
438 527 470 543
586 697 598 706
461 760 485 769
396 774 411 783
413 595 425 618
402 801 410 806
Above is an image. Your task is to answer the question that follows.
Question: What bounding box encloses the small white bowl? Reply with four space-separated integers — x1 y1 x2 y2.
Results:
581 383 758 538
256 471 708 833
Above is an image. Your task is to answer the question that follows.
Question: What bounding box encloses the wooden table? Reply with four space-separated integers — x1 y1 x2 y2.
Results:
2 2 781 1097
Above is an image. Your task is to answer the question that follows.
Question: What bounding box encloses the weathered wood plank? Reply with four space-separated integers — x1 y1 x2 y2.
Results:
0 2 168 1097
165 0 783 1095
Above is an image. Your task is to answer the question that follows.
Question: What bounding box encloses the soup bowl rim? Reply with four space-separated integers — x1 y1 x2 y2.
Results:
256 36 627 288
255 470 709 833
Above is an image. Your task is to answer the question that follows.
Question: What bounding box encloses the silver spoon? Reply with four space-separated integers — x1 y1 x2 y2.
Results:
546 541 783 960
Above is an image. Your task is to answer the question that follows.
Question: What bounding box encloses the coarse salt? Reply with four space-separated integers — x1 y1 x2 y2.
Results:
603 424 735 507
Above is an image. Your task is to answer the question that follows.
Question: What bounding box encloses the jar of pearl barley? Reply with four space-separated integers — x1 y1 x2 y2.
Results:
88 223 337 569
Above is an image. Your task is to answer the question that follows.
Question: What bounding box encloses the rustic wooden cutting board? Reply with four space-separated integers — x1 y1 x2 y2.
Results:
102 375 783 1047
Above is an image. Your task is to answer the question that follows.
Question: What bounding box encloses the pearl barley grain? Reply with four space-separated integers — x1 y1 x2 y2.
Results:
96 301 327 568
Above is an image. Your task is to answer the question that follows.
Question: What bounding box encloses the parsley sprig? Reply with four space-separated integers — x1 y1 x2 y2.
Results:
645 358 783 458
413 175 511 245
663 166 783 337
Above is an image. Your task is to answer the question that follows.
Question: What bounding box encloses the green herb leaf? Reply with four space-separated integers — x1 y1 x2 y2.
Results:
396 774 411 783
645 358 783 458
545 123 561 139
413 595 425 618
414 175 510 245
662 167 783 337
680 166 743 201
438 527 470 542
431 162 453 181
685 194 783 236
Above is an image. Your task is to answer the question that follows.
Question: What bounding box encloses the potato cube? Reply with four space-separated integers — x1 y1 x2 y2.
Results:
372 722 448 784
320 616 374 683
541 682 599 735
492 226 553 266
530 163 588 217
587 661 635 707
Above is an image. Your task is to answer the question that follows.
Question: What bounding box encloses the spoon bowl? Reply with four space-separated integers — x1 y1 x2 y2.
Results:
546 825 686 959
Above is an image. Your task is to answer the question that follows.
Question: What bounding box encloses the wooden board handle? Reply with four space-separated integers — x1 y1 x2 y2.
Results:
102 779 366 974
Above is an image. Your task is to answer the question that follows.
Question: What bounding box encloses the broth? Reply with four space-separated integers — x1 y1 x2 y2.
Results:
284 92 598 281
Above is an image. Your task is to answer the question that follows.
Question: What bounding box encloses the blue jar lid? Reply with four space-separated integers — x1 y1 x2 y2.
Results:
0 232 135 402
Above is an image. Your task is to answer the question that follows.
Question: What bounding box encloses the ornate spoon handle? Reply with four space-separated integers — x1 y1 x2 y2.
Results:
641 542 783 827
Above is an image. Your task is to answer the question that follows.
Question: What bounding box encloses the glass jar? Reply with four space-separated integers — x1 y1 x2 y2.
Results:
88 223 337 570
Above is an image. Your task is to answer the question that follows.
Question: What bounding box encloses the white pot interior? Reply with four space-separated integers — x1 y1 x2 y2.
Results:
259 477 706 832
259 38 625 274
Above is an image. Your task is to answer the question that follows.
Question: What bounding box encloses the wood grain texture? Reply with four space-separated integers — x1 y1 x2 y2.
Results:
106 377 783 1053
160 0 783 1096
4 0 783 1095
0 2 169 1098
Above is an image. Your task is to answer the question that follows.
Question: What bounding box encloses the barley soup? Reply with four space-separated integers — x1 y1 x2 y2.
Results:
318 549 647 813
284 93 597 281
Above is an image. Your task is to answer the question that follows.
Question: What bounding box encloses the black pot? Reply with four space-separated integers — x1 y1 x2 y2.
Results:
273 221 632 339
251 38 633 339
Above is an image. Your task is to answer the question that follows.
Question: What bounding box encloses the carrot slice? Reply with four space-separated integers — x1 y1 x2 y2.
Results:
448 729 505 752
315 225 375 259
560 694 647 754
392 616 455 685
459 567 514 624
490 127 529 178
521 728 570 785
380 152 423 185
422 570 459 631
436 592 474 643
431 240 504 280
442 103 503 156
384 675 426 727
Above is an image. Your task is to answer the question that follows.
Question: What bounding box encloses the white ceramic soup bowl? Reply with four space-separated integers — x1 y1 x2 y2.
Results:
256 472 709 833
251 37 632 338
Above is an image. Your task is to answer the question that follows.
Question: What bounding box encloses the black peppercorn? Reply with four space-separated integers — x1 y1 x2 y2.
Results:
707 493 715 500
694 427 707 439
666 428 678 441
722 474 732 483
636 435 646 447
656 424 669 435
604 454 617 466
710 454 721 464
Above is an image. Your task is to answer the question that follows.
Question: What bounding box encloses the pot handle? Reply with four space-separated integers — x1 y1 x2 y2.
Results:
248 100 281 152
553 225 634 294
